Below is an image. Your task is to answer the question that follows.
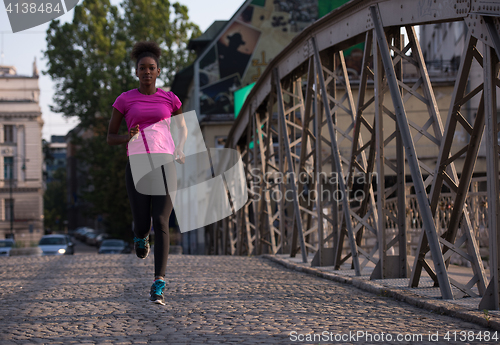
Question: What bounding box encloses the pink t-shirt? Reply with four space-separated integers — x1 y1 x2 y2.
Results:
112 88 182 156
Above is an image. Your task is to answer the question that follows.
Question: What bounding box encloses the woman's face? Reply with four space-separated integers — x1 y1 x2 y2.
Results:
136 56 160 87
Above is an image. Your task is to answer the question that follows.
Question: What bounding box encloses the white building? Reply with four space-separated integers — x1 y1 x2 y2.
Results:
419 21 496 168
420 22 467 69
0 62 44 245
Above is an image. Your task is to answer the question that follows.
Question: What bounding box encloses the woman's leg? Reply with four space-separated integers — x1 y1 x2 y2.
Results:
151 162 176 279
125 160 152 239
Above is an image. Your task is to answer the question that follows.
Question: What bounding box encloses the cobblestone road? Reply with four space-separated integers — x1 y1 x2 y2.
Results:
0 254 496 344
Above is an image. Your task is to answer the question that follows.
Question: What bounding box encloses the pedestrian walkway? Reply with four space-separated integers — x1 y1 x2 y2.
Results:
264 254 500 331
0 254 498 344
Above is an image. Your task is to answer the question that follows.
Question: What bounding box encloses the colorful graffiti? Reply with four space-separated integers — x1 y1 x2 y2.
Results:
198 0 359 115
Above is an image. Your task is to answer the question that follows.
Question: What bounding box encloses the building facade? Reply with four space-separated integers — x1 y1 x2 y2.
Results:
420 21 500 172
44 135 67 185
0 63 44 244
65 125 94 232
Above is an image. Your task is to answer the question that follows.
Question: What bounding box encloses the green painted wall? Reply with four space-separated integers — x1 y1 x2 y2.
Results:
318 0 350 18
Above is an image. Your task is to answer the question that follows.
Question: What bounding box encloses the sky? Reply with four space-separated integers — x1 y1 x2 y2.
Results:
0 0 244 141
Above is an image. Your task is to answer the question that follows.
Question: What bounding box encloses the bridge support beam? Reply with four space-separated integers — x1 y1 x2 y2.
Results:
371 5 454 299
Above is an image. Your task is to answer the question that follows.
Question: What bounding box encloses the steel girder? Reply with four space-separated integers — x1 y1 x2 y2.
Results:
220 0 500 308
480 25 500 310
409 33 488 299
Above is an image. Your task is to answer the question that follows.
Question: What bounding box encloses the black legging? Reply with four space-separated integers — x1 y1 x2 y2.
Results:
125 159 175 278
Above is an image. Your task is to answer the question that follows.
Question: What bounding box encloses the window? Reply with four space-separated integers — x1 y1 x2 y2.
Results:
4 157 13 180
454 22 465 43
5 199 13 221
4 125 14 143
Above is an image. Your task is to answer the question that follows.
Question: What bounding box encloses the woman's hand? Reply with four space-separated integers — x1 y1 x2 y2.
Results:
174 147 185 164
129 124 140 140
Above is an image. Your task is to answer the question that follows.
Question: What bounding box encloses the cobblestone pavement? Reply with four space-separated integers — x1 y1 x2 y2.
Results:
0 254 497 344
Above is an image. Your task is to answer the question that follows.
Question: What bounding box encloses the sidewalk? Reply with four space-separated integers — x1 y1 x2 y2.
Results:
262 254 500 331
0 253 498 344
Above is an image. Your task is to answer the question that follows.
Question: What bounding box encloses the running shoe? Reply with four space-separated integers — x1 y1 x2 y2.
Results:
133 235 150 259
150 279 166 305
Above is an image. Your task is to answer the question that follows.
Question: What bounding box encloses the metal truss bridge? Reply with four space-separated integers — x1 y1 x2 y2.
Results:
208 0 500 310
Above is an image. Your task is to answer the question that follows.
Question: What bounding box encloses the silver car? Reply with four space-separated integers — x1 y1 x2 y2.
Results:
0 239 15 256
98 239 131 254
38 235 75 255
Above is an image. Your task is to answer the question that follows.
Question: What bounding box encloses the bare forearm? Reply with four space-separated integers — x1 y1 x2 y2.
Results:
177 127 187 150
107 134 129 146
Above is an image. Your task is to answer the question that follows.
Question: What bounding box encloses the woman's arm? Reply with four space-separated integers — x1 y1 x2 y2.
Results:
107 108 138 146
172 107 187 163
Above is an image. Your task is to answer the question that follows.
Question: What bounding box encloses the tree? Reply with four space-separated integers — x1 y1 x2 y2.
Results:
122 0 201 85
43 167 67 232
42 138 54 183
44 0 200 237
45 0 134 130
45 0 200 129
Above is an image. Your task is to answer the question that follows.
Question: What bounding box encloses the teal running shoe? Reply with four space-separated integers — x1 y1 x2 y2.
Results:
133 235 150 259
150 279 166 305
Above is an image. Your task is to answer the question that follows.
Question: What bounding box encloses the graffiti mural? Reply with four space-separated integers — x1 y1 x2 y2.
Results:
200 74 241 115
217 21 261 79
198 0 358 115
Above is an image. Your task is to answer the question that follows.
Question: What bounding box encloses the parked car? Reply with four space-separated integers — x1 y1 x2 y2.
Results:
79 228 92 240
85 232 97 246
72 227 85 237
74 227 88 240
38 234 75 255
98 239 131 254
0 239 15 256
82 230 95 244
95 233 109 248
75 227 93 241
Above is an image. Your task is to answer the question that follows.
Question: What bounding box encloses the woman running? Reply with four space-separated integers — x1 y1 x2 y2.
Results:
107 41 187 305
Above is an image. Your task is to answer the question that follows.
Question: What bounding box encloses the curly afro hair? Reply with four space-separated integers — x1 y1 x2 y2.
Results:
131 41 161 69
